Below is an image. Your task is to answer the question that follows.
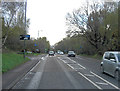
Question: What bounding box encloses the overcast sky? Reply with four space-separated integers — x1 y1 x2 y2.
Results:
27 0 119 45
27 0 89 45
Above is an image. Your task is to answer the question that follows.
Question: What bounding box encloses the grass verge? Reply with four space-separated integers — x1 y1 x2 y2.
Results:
26 53 41 56
2 52 29 73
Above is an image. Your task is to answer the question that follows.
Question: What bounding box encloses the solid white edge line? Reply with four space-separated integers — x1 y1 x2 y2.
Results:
78 72 102 90
90 71 119 89
30 61 41 72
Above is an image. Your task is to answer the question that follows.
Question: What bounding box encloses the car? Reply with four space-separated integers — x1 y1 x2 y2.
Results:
27 51 32 54
68 51 75 57
101 51 120 80
59 51 64 55
49 51 54 56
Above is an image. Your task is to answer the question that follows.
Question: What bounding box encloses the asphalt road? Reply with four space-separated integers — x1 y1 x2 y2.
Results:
11 54 120 90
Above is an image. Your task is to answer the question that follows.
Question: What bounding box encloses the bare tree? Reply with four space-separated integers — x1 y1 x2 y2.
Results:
2 2 24 47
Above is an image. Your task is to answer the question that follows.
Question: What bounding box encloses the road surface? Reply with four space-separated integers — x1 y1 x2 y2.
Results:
11 54 119 90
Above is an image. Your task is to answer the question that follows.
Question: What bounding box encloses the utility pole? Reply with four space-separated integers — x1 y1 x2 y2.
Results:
24 0 27 59
118 1 120 51
38 30 39 39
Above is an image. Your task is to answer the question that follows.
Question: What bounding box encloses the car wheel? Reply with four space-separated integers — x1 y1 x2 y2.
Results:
100 65 104 73
115 71 119 81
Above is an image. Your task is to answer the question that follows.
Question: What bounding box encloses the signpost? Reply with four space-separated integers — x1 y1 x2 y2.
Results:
20 35 30 59
20 35 30 40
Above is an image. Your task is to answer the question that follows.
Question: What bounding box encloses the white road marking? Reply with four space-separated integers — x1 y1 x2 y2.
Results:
67 57 76 63
90 71 119 89
84 74 95 77
78 72 102 90
75 68 83 70
76 56 86 61
62 60 67 64
95 82 108 85
41 57 45 60
67 57 86 69
58 57 67 63
77 63 86 69
24 77 30 80
30 61 41 72
67 64 75 70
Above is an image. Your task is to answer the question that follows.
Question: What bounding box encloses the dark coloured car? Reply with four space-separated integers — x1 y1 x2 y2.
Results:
68 51 75 57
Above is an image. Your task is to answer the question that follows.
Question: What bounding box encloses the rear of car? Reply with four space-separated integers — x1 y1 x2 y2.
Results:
49 51 54 56
68 51 75 57
101 51 120 80
59 51 64 55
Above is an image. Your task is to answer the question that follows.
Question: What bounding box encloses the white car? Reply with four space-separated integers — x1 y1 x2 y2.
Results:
101 51 120 80
27 51 32 54
59 51 64 55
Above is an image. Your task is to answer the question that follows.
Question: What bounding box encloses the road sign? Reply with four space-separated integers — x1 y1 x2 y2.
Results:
20 35 30 40
80 46 82 49
34 44 37 46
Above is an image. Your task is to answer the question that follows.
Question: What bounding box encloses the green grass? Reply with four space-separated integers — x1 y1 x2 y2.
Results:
2 52 29 73
25 53 42 56
0 53 2 73
79 54 102 60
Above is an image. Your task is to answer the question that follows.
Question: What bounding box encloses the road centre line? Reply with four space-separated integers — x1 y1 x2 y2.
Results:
90 71 119 89
78 72 102 90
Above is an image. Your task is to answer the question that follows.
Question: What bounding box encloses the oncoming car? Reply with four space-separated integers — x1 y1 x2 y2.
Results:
101 51 120 80
68 51 75 57
49 51 54 56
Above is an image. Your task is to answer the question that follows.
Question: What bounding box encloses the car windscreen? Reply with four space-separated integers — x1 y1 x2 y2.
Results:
116 54 120 62
68 51 74 54
49 51 54 54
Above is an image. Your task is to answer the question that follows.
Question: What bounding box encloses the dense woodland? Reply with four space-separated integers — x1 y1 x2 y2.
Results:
2 2 50 53
55 1 120 55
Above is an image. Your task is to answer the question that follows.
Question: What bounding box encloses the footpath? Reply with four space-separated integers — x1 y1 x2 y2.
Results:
2 54 45 89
